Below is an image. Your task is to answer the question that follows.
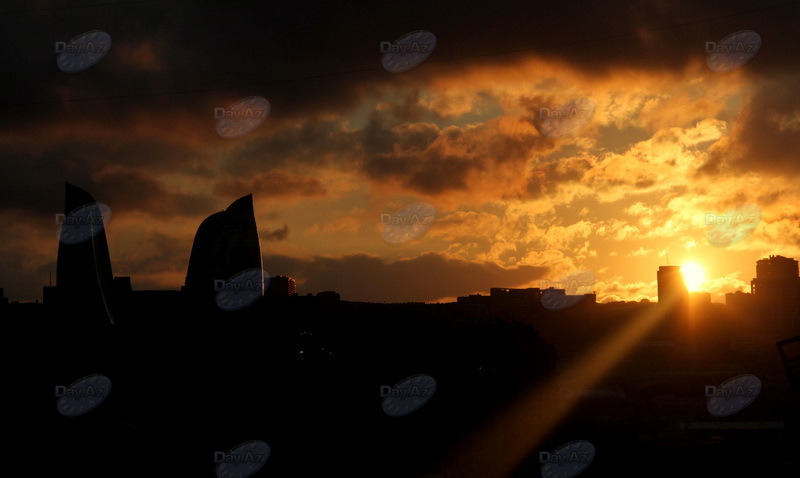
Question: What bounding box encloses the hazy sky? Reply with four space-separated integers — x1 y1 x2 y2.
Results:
1 0 798 303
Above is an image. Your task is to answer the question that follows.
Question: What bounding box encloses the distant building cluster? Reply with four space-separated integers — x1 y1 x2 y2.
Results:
655 256 800 338
457 286 596 318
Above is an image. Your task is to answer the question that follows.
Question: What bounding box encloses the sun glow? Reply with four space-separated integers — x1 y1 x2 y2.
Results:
681 261 707 291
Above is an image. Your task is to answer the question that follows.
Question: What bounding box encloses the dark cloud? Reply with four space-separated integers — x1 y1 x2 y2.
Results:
113 231 193 279
730 75 800 174
361 116 548 195
699 74 800 179
220 117 360 175
524 156 593 199
264 252 549 302
261 224 289 242
214 170 326 198
90 168 217 217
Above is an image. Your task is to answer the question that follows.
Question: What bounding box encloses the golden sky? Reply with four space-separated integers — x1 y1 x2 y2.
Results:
1 0 798 303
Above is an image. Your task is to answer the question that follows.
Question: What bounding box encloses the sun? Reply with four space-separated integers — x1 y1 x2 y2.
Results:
681 261 707 292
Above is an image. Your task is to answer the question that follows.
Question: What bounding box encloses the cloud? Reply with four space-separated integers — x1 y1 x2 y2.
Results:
264 252 549 302
262 225 289 242
214 170 327 198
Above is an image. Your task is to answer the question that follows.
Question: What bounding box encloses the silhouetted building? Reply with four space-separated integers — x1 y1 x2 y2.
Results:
456 287 594 321
316 291 340 302
657 265 689 340
183 194 263 307
725 290 755 310
42 285 58 305
267 275 297 297
657 266 688 306
0 288 7 307
112 276 132 293
750 255 800 335
52 182 115 326
457 293 488 305
490 287 543 302
776 335 800 389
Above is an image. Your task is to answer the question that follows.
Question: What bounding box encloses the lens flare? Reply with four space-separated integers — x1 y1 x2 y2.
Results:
681 262 706 291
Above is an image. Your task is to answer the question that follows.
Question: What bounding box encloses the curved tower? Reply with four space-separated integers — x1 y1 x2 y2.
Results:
56 182 115 325
183 194 263 306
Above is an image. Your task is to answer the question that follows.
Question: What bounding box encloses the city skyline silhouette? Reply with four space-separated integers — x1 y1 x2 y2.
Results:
33 181 800 478
4 1 798 477
8 182 798 312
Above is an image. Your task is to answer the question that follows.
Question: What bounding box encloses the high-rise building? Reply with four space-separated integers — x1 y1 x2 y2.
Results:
266 275 297 297
657 266 688 307
183 194 263 306
657 265 689 341
751 255 799 296
53 182 115 326
750 255 800 335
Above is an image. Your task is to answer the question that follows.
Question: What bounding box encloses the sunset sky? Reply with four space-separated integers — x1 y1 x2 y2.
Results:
1 0 798 304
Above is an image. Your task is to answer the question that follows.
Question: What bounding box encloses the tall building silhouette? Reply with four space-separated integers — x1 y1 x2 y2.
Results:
657 265 688 340
750 255 800 335
183 194 263 306
52 182 115 325
657 266 688 306
751 255 799 296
